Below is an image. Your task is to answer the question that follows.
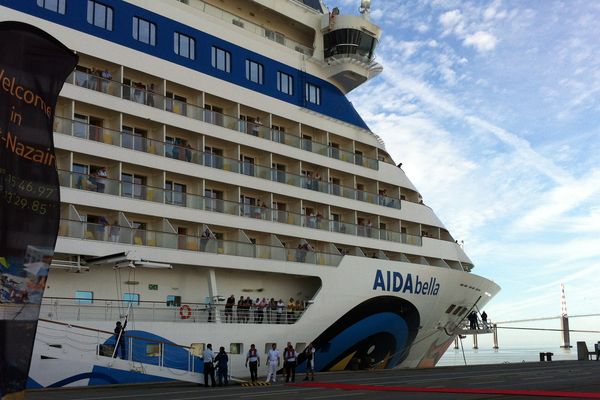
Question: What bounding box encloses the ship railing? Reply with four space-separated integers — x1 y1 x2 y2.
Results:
57 170 421 247
54 116 395 207
40 297 309 325
36 318 203 373
58 218 344 266
177 0 314 56
65 71 379 170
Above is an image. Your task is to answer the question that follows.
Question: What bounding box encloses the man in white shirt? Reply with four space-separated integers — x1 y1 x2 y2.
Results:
265 343 280 383
202 344 216 387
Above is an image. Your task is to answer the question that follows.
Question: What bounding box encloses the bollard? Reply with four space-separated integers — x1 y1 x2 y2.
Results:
546 352 553 361
539 352 546 362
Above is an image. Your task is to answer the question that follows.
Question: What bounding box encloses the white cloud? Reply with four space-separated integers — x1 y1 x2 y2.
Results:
463 30 498 51
439 9 464 36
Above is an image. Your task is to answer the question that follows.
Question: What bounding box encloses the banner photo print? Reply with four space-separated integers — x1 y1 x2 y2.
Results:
0 21 77 399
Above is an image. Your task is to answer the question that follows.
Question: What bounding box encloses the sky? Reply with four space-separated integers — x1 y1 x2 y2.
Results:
332 0 600 346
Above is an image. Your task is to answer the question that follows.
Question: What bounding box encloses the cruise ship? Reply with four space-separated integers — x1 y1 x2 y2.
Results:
0 0 500 388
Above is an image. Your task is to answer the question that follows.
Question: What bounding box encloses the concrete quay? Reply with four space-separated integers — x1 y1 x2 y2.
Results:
25 360 600 400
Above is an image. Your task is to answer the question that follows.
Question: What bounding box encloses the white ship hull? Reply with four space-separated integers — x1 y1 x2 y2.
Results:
29 256 498 387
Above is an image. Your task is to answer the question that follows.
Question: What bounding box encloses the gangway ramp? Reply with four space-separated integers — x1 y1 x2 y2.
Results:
31 319 204 387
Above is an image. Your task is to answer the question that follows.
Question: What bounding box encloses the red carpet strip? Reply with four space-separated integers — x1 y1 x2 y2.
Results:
289 382 600 398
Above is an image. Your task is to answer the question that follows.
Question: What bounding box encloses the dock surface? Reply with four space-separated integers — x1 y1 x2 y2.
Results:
25 360 600 399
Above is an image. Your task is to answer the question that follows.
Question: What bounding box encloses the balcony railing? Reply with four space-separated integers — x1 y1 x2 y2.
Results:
58 218 343 266
55 117 397 208
58 170 421 246
67 70 379 170
41 297 309 325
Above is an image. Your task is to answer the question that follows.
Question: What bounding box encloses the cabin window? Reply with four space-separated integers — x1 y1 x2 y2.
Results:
174 32 195 60
305 83 321 105
245 60 263 84
87 1 113 31
37 0 66 14
123 292 140 306
133 16 156 46
211 47 231 73
230 343 243 355
75 290 93 304
277 71 293 95
190 343 205 357
166 295 181 307
146 343 160 357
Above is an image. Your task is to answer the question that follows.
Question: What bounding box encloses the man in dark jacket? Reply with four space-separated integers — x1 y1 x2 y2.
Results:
215 346 229 386
113 319 127 359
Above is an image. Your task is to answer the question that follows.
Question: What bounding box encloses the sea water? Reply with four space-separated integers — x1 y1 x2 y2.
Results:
438 346 579 366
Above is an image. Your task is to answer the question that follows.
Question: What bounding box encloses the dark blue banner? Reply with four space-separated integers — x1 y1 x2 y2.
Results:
0 21 77 398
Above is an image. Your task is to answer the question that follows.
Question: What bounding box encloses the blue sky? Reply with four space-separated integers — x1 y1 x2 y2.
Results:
333 0 600 345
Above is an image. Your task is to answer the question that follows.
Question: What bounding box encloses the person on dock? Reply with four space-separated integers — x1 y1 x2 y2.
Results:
303 342 315 381
215 346 229 386
284 342 297 383
245 344 260 383
202 344 216 387
265 343 280 383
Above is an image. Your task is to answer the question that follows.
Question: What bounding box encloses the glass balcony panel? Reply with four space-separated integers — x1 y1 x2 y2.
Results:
223 201 239 215
203 153 224 170
222 157 240 173
254 164 271 180
312 142 328 156
271 129 285 144
283 134 301 148
342 186 356 200
187 194 204 210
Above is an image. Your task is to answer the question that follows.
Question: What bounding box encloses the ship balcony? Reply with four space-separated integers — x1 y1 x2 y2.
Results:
57 218 343 267
64 70 379 169
320 15 383 92
40 297 310 325
56 170 422 248
53 116 392 207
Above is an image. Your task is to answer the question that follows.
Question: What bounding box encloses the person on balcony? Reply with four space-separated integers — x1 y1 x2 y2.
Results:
251 117 261 136
224 294 235 323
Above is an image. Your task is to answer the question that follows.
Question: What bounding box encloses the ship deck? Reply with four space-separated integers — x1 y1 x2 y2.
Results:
26 360 600 399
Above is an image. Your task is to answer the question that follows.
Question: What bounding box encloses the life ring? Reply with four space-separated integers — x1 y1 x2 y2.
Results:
179 305 192 319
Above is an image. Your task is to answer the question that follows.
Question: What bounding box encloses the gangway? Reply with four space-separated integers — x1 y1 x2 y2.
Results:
31 319 206 387
453 320 498 349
